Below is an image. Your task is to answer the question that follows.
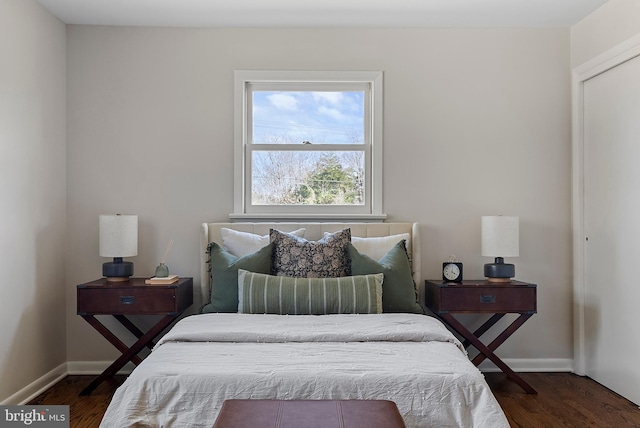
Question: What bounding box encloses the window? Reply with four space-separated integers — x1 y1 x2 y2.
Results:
232 70 383 220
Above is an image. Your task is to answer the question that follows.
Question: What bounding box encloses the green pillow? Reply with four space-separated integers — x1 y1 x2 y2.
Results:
237 269 383 315
201 242 273 313
349 240 423 314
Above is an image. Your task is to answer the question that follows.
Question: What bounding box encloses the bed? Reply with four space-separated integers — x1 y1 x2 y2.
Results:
100 222 509 428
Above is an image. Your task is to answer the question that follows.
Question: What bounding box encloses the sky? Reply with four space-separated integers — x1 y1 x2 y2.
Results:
252 90 364 145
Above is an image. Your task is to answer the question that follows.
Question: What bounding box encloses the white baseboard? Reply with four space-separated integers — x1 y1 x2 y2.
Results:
2 358 574 405
479 358 574 373
1 363 68 405
1 361 134 405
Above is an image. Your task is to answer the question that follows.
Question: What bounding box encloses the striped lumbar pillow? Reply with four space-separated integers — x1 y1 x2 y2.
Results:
237 269 383 315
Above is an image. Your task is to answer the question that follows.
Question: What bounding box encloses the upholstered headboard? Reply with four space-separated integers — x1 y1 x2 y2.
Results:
200 222 421 303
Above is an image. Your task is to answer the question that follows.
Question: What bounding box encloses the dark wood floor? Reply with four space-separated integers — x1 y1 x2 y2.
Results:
28 373 640 427
483 372 640 427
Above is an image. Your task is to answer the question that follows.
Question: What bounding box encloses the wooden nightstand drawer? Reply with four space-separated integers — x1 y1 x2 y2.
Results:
425 280 537 314
77 277 193 315
78 287 177 314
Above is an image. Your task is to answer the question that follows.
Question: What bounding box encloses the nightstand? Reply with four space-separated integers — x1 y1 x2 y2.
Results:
77 277 193 395
425 279 537 394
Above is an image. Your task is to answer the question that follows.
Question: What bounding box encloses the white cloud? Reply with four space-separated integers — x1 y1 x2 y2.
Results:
318 106 345 121
267 93 299 110
312 92 344 105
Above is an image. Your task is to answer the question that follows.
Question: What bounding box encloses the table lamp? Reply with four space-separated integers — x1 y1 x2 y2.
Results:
99 214 138 282
481 215 519 283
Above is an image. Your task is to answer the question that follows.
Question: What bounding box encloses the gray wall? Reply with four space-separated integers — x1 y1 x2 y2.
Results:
0 0 66 403
66 26 573 366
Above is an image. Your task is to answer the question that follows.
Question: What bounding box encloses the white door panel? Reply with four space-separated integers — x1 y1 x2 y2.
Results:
583 54 640 405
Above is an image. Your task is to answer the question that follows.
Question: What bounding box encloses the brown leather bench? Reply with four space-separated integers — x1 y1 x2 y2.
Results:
213 399 406 428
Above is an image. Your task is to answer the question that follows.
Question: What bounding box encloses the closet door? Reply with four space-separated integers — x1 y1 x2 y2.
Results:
583 54 640 405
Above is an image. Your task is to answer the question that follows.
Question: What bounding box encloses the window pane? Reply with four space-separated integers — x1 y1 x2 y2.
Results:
252 91 364 145
252 151 365 205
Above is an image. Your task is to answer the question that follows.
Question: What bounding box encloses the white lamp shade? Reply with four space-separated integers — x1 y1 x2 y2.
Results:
99 214 138 258
481 216 519 257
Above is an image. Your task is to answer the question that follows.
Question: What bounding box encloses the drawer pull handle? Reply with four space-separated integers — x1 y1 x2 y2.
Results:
480 294 496 304
120 296 135 305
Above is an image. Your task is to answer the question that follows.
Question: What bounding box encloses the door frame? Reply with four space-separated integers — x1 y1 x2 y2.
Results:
572 34 640 375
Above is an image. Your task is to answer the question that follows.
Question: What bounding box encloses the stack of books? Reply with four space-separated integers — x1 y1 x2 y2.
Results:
145 274 179 285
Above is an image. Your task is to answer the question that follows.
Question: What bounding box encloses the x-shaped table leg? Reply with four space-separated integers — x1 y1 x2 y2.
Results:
440 312 537 394
113 314 157 352
79 314 177 396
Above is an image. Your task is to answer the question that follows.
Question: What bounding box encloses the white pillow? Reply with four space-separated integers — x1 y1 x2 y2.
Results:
221 228 306 257
323 232 410 261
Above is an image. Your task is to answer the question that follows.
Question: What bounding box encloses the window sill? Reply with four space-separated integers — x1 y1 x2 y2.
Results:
228 213 387 223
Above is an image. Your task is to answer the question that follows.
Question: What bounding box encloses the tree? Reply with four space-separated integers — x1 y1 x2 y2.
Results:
252 150 312 204
293 153 361 205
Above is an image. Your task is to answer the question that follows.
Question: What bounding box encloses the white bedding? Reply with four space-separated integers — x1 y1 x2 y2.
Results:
101 313 508 428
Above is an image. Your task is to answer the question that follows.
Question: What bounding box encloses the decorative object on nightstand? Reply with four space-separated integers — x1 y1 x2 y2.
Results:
481 215 519 283
425 279 537 394
154 239 173 277
99 214 138 282
76 276 193 395
442 255 463 282
145 274 179 285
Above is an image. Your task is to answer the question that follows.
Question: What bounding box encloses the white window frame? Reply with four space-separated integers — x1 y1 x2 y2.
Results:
231 70 384 221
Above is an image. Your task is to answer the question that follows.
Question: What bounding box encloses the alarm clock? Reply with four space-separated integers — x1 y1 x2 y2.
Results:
442 258 463 282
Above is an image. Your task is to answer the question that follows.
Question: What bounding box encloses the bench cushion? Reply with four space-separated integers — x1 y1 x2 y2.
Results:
213 399 406 428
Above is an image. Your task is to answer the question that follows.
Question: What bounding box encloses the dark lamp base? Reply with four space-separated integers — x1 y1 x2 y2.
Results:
484 257 515 282
103 259 134 282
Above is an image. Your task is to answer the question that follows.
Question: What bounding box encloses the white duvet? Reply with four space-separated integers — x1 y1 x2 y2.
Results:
100 313 508 428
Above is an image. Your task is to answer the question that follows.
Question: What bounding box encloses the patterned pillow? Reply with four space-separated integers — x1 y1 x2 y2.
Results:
237 269 383 315
270 228 351 278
